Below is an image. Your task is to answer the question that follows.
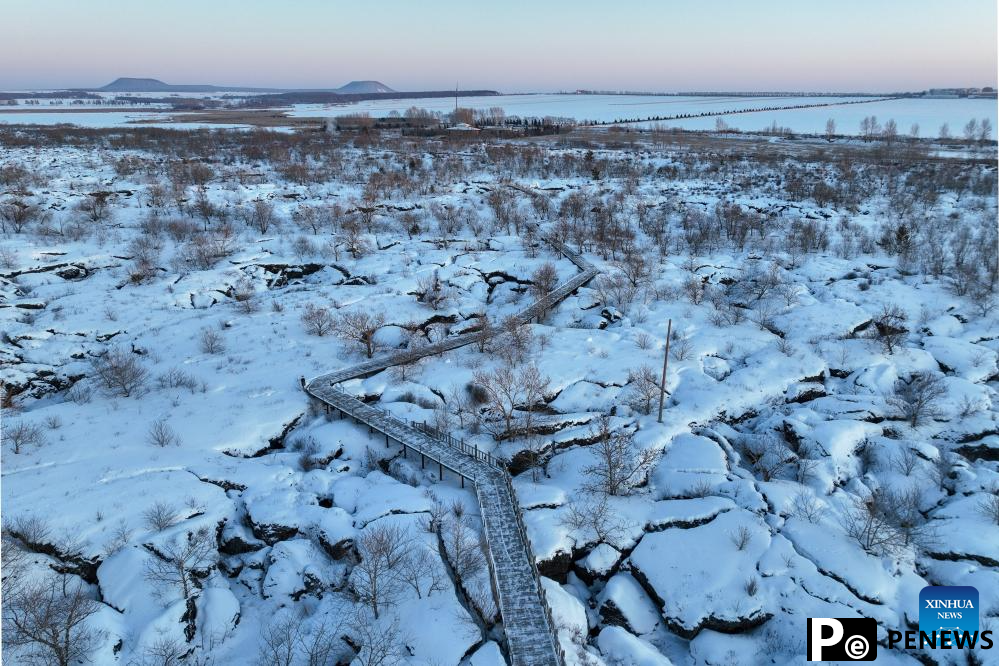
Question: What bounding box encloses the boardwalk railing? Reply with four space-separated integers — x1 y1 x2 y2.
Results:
305 227 596 666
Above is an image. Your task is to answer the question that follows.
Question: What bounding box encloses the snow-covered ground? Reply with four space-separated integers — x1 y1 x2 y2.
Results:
1 126 997 665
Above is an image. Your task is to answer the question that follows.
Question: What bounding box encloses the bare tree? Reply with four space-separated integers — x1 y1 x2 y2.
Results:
978 487 999 526
144 526 218 602
494 315 533 365
348 613 407 666
3 574 104 666
625 365 661 415
530 262 559 319
581 416 655 496
302 303 335 336
257 615 300 666
77 191 112 223
350 523 412 619
416 271 454 311
977 117 993 144
147 418 179 447
198 326 225 354
441 511 485 580
559 492 627 544
397 545 447 599
89 346 149 397
890 372 947 427
142 502 180 532
963 118 979 143
741 433 794 481
299 613 350 666
247 200 277 234
871 303 907 355
841 490 909 556
4 420 46 454
131 636 186 666
472 364 549 441
519 364 551 480
0 198 44 234
332 310 386 358
824 118 836 141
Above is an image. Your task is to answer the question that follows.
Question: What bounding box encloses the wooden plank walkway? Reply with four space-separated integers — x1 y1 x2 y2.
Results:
305 233 596 666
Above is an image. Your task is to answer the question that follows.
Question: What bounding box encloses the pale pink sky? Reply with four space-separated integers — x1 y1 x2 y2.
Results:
2 0 996 91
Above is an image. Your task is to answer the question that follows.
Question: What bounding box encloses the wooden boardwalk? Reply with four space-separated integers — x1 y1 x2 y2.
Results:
305 235 596 666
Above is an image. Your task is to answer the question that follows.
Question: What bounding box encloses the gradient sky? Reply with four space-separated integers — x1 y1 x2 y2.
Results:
2 0 996 92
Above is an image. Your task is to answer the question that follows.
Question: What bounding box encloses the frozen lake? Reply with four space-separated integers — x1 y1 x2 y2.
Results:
0 110 249 130
1 94 994 137
634 97 998 137
288 93 998 136
287 94 867 124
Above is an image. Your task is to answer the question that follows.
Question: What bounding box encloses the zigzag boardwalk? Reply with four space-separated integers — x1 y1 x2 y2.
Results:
305 234 596 666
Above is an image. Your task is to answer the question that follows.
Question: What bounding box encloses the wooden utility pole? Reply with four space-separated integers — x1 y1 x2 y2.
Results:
657 319 672 423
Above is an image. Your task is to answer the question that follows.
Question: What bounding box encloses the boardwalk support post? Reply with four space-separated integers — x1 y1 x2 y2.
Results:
658 318 672 424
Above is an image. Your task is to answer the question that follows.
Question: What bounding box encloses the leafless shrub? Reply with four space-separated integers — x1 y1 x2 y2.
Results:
157 367 200 392
398 546 447 599
198 326 225 354
871 304 907 355
625 365 661 415
978 488 999 526
144 526 217 601
0 198 45 234
133 636 186 666
745 576 759 596
633 332 653 350
142 501 179 532
841 489 910 556
790 491 823 523
682 276 706 304
147 419 179 448
102 521 134 558
889 372 947 427
246 200 277 234
348 613 408 666
730 525 753 550
77 191 112 223
89 346 149 397
332 310 386 358
530 261 559 317
492 315 533 365
257 615 300 666
890 447 920 475
416 272 454 311
301 303 335 336
5 420 46 454
582 416 655 496
741 433 794 481
670 334 693 361
231 278 257 314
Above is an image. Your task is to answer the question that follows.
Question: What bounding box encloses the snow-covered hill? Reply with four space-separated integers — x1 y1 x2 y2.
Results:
1 127 996 666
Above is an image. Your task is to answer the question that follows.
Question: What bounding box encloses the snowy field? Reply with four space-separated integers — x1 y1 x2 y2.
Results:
1 125 997 666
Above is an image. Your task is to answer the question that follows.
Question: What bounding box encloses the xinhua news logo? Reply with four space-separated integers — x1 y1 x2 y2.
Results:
920 585 978 636
807 618 877 661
